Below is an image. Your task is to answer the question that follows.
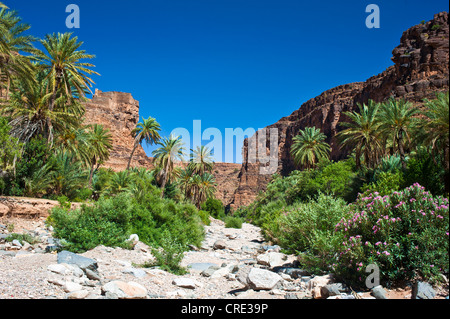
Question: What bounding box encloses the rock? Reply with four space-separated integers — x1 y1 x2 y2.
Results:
66 290 90 299
412 281 436 299
245 268 283 291
101 281 148 299
11 240 22 247
201 265 221 277
188 262 220 272
172 278 197 289
126 234 139 248
85 268 102 281
57 251 98 273
63 282 83 293
372 285 388 299
321 284 341 298
307 274 334 291
273 267 310 279
256 252 287 268
123 267 147 278
213 240 227 250
47 264 71 276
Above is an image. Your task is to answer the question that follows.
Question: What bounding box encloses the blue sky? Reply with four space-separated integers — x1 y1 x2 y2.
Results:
5 0 449 162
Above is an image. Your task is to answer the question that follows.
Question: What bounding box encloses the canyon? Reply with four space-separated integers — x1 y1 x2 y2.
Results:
83 12 449 209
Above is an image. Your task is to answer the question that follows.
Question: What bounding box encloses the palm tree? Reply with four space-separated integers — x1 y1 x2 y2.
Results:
337 100 384 169
291 126 331 170
188 145 214 175
0 8 36 101
152 135 186 198
3 69 84 144
32 32 99 145
421 91 449 173
378 97 419 169
85 124 113 187
193 172 217 208
127 116 161 170
50 151 88 199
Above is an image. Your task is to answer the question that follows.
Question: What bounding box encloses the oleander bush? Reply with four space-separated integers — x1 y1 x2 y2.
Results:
334 183 449 287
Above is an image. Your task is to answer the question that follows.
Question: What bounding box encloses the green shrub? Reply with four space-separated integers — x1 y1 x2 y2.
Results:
50 194 133 253
144 230 188 275
225 216 243 229
201 198 225 220
198 210 211 225
262 193 349 274
335 183 449 287
362 170 404 197
5 233 39 245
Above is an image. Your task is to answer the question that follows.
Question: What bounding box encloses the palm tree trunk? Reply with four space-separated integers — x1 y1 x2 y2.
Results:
397 130 407 170
127 142 138 170
88 157 96 188
160 174 167 198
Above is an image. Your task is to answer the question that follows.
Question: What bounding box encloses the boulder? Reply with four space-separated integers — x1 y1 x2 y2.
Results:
57 251 98 272
244 268 283 290
101 281 148 299
412 281 436 299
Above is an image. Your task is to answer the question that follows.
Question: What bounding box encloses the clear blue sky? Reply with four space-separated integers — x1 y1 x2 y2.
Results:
5 0 449 162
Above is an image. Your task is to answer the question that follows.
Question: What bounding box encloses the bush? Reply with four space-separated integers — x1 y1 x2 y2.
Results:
201 198 225 220
361 170 405 197
335 183 449 287
225 216 243 229
50 194 133 253
49 190 205 260
198 210 211 225
145 230 188 275
262 193 349 274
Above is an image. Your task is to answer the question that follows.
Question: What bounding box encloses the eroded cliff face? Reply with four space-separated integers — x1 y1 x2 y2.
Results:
83 90 154 171
229 11 449 209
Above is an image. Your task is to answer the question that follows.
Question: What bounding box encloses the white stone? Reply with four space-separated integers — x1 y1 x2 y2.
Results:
246 268 283 290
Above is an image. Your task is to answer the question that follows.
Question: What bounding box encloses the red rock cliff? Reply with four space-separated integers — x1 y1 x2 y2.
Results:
230 11 449 209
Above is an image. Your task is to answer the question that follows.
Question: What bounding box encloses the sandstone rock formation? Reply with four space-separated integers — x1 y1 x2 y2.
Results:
83 90 154 171
229 11 449 209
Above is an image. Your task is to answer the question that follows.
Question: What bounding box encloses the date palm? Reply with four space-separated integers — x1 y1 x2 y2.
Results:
32 33 99 145
188 145 214 175
337 100 384 169
421 91 449 173
378 97 419 169
0 8 36 101
3 69 83 144
127 116 161 170
152 135 186 198
85 124 113 187
291 126 330 170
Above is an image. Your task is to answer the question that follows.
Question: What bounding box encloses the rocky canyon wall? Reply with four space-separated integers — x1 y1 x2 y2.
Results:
229 11 449 209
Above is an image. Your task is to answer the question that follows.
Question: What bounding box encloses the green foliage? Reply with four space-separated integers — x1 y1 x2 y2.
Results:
262 193 348 274
145 231 188 275
5 233 39 245
50 194 133 253
362 170 405 197
225 216 243 229
201 198 225 220
335 184 449 287
198 210 211 225
0 117 22 170
403 149 446 196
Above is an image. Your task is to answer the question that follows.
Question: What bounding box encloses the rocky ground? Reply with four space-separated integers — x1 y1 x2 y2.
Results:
0 216 448 300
